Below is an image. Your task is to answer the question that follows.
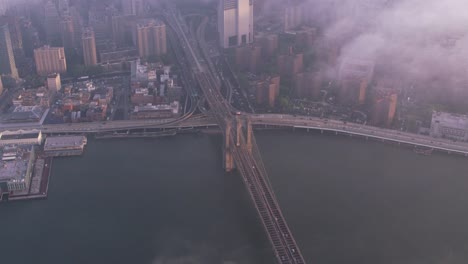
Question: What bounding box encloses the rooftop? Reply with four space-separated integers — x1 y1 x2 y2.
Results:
339 58 375 80
3 106 46 123
137 19 165 28
0 130 41 141
0 152 29 182
44 136 87 150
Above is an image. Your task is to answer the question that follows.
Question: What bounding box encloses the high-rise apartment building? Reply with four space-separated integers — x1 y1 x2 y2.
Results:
0 23 19 79
277 50 304 78
235 44 262 73
370 91 398 127
218 0 254 48
338 58 375 105
34 46 67 76
82 28 98 66
60 15 75 54
69 6 83 50
284 0 311 31
20 18 40 58
112 14 137 48
294 70 322 100
256 32 278 58
122 0 146 16
255 76 280 107
136 19 167 58
44 0 61 44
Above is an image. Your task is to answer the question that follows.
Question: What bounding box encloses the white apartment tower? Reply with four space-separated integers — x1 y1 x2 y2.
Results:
218 0 254 48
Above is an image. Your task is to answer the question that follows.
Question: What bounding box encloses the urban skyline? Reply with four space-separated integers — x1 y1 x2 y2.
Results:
1 0 468 263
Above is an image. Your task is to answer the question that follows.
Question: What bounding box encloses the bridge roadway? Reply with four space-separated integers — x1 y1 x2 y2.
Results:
166 9 306 264
250 114 468 155
4 113 468 155
0 115 217 134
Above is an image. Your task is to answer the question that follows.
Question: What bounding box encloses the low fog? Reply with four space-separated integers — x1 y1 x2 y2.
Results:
167 0 468 104
286 0 468 105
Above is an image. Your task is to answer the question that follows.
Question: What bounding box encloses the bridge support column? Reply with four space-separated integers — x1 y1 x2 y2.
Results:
224 120 235 172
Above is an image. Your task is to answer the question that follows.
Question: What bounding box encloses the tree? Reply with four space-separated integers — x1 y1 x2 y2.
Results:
278 95 290 110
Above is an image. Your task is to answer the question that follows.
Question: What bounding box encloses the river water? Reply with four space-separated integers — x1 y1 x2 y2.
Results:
1 131 468 264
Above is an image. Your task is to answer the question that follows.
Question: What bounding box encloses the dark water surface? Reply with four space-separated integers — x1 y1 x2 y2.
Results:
1 131 468 264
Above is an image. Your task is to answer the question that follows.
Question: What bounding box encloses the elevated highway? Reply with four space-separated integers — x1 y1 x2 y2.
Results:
3 113 468 156
0 115 217 134
251 114 468 155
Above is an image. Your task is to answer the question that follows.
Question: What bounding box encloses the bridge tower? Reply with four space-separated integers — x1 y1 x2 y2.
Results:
224 116 254 172
224 118 235 172
246 118 253 152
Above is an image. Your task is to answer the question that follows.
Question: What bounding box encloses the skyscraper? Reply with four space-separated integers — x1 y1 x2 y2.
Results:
218 0 254 48
69 6 83 50
0 23 19 79
0 76 3 95
60 15 75 54
5 15 22 53
34 46 67 76
20 18 40 58
136 19 167 58
122 0 146 16
82 28 97 66
44 0 61 44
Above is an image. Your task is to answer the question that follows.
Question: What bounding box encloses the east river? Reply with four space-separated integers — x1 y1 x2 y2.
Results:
1 131 468 264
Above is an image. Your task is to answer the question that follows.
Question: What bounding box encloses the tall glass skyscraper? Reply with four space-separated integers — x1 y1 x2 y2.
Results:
218 0 254 48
